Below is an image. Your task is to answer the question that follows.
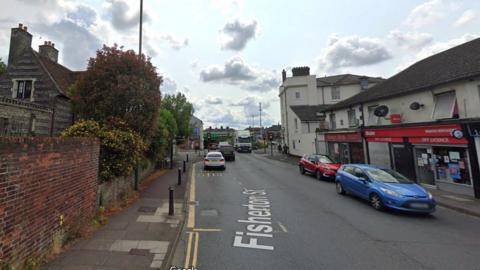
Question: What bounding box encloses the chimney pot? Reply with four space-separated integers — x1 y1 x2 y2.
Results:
51 43 55 48
18 23 23 29
23 26 28 32
44 41 48 45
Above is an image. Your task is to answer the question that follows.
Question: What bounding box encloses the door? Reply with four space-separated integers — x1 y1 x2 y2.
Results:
351 167 370 199
391 144 416 181
339 143 350 164
305 155 316 172
414 147 435 185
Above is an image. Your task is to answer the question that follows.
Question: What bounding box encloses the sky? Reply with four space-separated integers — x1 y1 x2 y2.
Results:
1 0 479 129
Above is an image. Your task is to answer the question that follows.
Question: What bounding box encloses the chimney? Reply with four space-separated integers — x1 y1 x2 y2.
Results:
39 40 59 63
282 69 286 82
8 23 33 66
291 66 310 77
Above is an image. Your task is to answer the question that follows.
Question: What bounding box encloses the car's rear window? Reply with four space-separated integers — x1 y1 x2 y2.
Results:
207 154 223 158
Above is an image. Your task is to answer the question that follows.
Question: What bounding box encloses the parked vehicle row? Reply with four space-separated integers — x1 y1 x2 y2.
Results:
298 154 436 214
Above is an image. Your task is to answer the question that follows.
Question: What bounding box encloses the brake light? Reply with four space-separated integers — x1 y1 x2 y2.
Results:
220 159 225 162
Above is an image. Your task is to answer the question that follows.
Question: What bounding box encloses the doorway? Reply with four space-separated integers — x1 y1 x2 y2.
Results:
414 147 435 186
391 144 416 181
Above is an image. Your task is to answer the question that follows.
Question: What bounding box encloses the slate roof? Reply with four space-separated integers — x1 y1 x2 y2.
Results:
290 105 330 121
33 50 83 97
316 74 384 87
325 38 480 111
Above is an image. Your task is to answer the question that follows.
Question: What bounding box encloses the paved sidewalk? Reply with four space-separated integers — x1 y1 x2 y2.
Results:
40 152 196 270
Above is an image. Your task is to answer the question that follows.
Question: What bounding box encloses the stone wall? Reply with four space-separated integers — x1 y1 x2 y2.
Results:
0 137 100 266
0 96 53 136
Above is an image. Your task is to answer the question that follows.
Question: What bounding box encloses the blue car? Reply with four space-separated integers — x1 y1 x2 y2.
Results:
335 164 436 213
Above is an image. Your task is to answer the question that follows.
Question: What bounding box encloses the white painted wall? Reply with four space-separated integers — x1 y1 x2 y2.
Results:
290 132 317 157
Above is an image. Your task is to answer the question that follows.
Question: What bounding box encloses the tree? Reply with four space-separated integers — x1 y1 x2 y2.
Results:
70 45 162 140
149 108 178 161
0 58 6 75
161 93 193 138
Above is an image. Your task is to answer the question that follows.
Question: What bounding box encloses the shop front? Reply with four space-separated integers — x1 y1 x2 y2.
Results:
365 124 474 197
325 131 365 164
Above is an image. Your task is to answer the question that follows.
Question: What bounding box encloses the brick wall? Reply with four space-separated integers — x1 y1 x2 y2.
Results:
0 137 100 266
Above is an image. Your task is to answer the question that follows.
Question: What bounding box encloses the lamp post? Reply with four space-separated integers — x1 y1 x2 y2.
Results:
139 0 143 55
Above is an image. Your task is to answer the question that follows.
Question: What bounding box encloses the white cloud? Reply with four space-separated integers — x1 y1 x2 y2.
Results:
160 34 189 50
199 56 280 92
220 19 258 51
389 30 433 50
454 9 477 27
317 34 392 73
105 0 149 31
205 96 224 105
404 0 446 28
211 0 244 16
160 77 177 95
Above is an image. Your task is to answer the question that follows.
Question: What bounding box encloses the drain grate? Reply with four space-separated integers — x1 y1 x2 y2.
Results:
138 206 157 213
129 248 151 256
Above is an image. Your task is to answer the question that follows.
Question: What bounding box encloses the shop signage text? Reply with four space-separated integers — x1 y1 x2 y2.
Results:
325 132 362 143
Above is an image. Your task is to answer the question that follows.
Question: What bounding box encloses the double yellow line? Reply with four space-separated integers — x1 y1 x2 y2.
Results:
185 165 198 268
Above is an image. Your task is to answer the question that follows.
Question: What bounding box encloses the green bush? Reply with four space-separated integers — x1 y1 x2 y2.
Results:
62 120 146 182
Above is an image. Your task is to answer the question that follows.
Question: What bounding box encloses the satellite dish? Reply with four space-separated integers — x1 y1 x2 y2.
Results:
409 102 423 110
374 105 389 117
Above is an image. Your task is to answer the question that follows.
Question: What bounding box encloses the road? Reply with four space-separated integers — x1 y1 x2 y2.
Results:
177 153 480 270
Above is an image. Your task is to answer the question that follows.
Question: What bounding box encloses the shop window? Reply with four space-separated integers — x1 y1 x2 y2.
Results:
433 91 457 119
433 147 471 186
329 113 336 130
348 109 357 127
331 87 340 100
368 105 380 125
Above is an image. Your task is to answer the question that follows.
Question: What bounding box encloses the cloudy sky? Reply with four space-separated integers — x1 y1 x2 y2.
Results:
1 0 479 129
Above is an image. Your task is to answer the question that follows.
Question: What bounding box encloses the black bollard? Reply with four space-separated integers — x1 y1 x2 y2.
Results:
186 154 189 163
183 160 186 173
169 186 174 216
178 168 182 185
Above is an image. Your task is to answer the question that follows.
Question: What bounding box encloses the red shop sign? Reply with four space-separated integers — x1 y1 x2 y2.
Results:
325 132 362 143
364 124 463 138
390 114 401 124
366 137 403 143
409 137 468 145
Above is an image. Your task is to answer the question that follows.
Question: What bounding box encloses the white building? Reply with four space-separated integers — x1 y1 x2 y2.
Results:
321 38 480 198
278 66 384 156
189 115 204 150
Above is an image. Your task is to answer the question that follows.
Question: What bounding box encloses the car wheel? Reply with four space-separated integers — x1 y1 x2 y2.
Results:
370 193 384 211
316 170 323 180
299 165 305 174
336 182 346 195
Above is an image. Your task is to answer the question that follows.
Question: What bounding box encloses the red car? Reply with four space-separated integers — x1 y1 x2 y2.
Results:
298 154 341 180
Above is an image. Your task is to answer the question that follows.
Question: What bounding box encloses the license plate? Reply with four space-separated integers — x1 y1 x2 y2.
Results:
410 203 429 209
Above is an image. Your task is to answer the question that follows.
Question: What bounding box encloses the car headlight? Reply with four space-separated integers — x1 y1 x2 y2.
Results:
380 187 402 198
428 192 433 200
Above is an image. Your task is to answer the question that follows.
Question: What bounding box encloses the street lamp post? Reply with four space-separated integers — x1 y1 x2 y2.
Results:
139 0 143 55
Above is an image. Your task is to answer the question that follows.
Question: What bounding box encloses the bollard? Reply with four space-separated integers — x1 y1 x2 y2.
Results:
183 160 186 173
169 186 174 216
186 154 189 163
178 168 182 185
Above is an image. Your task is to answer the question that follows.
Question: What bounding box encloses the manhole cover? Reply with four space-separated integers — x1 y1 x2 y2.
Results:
138 206 157 213
200 209 218 217
129 249 151 256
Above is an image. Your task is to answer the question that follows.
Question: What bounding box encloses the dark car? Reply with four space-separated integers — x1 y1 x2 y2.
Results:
219 145 236 161
299 154 341 180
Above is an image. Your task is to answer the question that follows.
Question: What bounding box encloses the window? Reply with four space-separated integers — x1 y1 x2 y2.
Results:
292 140 296 149
331 87 340 100
342 166 355 175
368 105 380 125
348 109 357 127
354 168 367 179
295 92 300 99
0 117 9 136
14 80 33 100
329 113 336 130
433 91 457 119
294 118 298 132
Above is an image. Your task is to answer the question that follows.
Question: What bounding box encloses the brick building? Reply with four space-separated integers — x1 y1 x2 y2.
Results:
0 24 83 136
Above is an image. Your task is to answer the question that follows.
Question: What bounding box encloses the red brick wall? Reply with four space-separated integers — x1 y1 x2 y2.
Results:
0 137 100 265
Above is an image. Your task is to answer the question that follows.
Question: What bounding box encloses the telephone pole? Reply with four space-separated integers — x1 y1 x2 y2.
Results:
260 102 266 153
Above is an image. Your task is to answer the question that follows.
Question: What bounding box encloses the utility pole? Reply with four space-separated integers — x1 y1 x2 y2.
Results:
260 102 266 153
139 0 144 55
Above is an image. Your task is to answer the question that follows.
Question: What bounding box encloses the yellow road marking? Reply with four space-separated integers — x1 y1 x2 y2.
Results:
184 232 193 269
189 165 196 202
192 228 222 232
187 165 196 229
192 232 199 267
